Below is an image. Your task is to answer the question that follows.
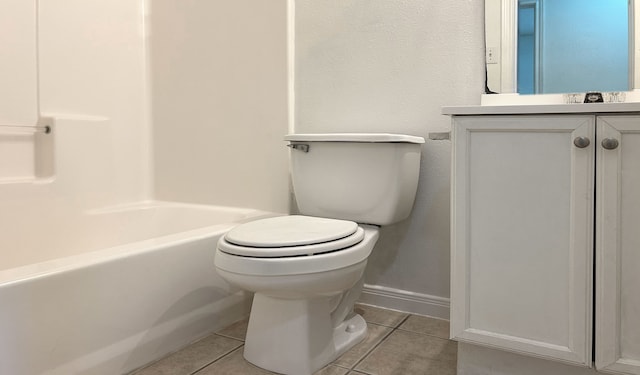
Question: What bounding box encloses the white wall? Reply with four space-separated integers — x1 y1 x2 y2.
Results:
295 0 484 313
150 0 290 214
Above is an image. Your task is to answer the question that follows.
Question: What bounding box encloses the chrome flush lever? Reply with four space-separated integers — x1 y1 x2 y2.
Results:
287 143 310 153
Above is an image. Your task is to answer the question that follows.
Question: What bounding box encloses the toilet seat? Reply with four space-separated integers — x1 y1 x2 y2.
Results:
219 215 365 258
215 224 380 276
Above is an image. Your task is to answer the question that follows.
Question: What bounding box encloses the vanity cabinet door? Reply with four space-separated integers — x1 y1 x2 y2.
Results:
596 116 640 374
451 115 594 366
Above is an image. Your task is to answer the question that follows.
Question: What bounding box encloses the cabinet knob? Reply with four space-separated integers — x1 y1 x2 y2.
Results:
573 136 591 148
601 138 619 150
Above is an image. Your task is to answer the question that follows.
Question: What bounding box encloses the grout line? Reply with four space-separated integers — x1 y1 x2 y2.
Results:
402 312 451 321
178 308 428 375
348 322 398 372
394 315 454 341
190 344 244 375
128 332 242 375
394 326 453 341
333 363 351 370
394 313 411 328
214 331 246 342
329 322 388 371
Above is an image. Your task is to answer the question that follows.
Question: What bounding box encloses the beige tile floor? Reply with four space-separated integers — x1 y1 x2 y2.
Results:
131 304 457 375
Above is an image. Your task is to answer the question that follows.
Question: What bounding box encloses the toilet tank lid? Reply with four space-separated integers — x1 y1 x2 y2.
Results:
284 133 425 144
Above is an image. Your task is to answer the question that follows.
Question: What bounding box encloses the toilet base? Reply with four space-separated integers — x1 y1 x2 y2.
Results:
243 293 367 375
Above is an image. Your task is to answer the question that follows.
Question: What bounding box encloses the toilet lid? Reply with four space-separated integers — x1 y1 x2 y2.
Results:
219 215 364 257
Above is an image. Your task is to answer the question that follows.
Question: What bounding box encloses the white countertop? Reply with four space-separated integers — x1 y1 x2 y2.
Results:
442 102 640 115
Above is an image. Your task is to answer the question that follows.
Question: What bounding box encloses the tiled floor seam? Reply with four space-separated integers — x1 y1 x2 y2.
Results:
395 326 451 340
346 322 399 372
191 343 244 375
128 342 196 374
215 332 246 341
394 314 411 328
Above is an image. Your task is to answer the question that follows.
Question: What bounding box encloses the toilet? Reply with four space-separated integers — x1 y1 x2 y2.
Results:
214 133 424 375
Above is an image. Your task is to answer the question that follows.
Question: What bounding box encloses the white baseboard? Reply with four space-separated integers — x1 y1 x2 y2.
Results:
359 284 450 320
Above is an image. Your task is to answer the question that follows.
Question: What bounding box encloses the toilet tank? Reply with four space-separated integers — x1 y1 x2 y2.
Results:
284 133 425 226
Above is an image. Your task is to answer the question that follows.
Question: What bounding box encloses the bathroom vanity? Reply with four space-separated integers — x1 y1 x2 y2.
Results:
444 103 640 374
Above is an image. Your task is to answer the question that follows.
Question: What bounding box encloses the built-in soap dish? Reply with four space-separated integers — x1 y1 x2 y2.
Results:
0 117 54 183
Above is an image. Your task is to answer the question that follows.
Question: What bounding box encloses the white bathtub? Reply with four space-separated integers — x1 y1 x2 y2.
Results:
0 201 274 375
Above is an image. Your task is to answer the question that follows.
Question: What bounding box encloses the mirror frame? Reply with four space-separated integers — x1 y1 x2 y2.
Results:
489 0 639 94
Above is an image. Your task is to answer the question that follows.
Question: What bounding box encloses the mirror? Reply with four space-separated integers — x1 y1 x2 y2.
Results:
486 0 636 95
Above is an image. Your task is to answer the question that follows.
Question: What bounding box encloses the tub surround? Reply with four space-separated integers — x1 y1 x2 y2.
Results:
150 0 289 214
0 117 128 214
0 0 37 126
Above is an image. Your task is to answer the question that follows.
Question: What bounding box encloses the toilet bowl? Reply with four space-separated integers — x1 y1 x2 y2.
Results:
213 133 424 375
215 216 380 374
